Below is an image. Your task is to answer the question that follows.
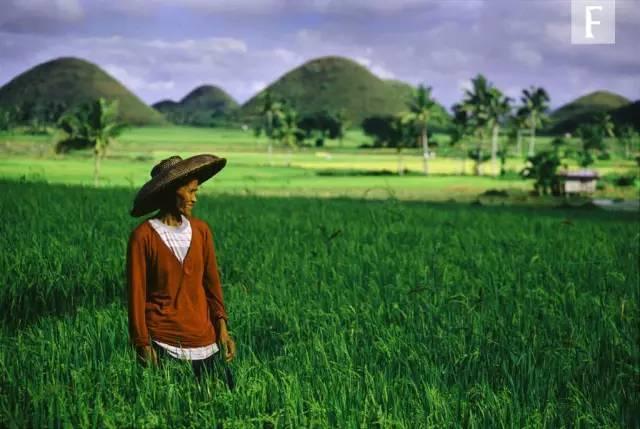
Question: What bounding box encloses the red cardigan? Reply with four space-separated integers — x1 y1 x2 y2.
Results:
127 215 228 348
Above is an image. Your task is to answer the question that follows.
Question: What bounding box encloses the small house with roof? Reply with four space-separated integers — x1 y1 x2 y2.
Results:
553 169 599 195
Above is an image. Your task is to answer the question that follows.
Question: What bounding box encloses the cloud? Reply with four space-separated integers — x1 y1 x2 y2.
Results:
96 0 284 15
272 48 302 64
104 64 175 93
510 42 542 68
430 49 472 69
10 0 83 19
353 57 395 79
0 0 83 33
99 0 478 16
0 0 637 112
250 81 267 92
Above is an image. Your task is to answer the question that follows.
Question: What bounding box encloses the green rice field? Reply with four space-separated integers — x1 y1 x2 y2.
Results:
0 179 638 427
1 127 638 202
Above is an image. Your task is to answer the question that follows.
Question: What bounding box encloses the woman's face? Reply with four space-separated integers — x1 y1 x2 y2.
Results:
175 178 199 217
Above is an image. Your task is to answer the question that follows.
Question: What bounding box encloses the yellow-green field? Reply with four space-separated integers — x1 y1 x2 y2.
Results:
0 127 638 202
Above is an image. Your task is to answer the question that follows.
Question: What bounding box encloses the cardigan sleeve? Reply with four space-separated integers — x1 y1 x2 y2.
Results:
127 230 151 348
203 224 229 325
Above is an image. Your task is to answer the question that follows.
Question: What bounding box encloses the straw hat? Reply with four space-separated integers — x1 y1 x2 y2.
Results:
130 154 226 217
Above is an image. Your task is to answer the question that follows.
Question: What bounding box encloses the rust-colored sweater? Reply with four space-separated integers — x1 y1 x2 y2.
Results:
127 215 228 349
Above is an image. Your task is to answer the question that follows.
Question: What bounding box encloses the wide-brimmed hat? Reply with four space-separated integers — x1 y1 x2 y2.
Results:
130 154 226 217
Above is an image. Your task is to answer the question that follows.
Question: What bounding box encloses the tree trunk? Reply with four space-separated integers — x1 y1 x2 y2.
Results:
516 129 522 158
460 156 466 175
528 114 536 156
267 111 273 166
474 140 483 176
491 124 499 176
422 125 429 176
398 149 404 176
94 146 101 187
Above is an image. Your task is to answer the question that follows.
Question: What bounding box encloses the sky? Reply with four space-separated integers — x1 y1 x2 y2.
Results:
0 0 638 110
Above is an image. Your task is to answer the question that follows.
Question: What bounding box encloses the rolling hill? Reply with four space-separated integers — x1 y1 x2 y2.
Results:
610 100 640 131
239 56 450 127
152 85 239 126
0 57 166 126
547 90 631 134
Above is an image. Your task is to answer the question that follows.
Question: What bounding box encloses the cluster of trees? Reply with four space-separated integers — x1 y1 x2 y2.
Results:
364 74 639 180
4 80 637 190
54 98 126 187
253 91 349 166
520 114 639 195
449 76 550 177
0 97 127 187
358 75 550 176
160 107 240 128
0 101 69 134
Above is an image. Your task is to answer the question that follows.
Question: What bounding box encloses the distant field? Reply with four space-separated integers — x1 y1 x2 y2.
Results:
0 126 638 202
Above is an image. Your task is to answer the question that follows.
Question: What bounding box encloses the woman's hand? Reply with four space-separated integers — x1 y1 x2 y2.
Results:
136 345 158 367
216 319 236 363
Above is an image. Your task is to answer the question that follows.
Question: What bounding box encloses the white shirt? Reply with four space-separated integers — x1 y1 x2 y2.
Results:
147 214 219 360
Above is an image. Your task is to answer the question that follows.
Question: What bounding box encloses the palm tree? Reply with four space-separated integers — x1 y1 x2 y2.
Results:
486 88 512 176
510 106 529 158
596 112 615 138
259 90 282 166
55 98 125 187
401 84 437 175
460 75 492 176
451 103 473 175
617 125 639 159
520 86 550 156
389 115 412 175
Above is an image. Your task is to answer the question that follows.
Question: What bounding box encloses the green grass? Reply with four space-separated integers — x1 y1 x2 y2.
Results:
0 179 638 427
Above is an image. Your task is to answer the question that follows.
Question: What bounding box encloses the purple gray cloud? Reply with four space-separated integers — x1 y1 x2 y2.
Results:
0 0 638 110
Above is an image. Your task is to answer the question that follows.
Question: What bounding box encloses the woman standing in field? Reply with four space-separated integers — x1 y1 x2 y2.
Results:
127 154 236 383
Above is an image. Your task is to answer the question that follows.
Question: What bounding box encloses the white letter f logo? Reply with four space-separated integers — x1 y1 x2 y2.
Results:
585 5 603 38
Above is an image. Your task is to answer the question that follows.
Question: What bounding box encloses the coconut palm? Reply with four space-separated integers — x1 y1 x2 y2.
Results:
520 86 550 156
450 103 474 175
617 125 639 159
509 106 529 158
55 98 125 187
460 75 493 175
486 88 512 176
401 84 437 175
596 112 615 138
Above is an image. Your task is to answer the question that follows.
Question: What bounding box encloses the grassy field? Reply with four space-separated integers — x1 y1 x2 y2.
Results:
0 179 638 427
0 127 638 202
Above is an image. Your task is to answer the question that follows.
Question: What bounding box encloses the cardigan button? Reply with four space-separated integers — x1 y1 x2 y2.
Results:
185 266 192 275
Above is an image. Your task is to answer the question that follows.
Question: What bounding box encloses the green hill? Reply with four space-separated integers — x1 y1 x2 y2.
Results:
152 85 239 126
0 57 166 126
610 100 640 131
548 90 630 134
239 56 450 127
